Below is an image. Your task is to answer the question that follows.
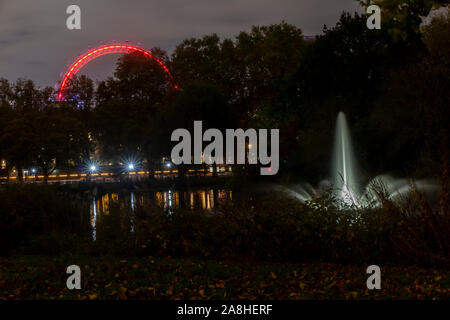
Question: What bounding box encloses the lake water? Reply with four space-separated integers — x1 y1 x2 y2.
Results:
89 188 233 240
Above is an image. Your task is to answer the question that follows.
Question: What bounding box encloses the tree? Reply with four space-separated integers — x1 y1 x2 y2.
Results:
97 49 172 105
422 10 450 59
0 80 91 181
94 50 175 173
171 34 224 87
0 79 46 181
368 13 450 176
11 79 49 113
359 0 449 42
0 113 37 181
166 82 236 176
93 100 146 166
171 23 306 122
64 74 94 110
234 22 305 119
0 79 14 177
0 78 13 107
32 106 91 181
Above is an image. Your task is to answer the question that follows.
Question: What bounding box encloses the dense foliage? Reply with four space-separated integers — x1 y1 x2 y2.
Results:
1 184 448 267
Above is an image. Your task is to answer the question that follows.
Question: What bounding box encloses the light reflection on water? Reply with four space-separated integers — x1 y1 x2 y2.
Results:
90 189 232 240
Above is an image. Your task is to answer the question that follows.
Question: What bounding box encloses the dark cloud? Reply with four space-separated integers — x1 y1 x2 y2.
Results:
0 0 361 87
24 60 45 66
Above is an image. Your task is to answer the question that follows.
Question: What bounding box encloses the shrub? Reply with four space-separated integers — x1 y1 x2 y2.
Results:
0 185 90 254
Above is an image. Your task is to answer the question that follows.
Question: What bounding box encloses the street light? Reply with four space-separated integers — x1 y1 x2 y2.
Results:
127 163 134 170
89 165 97 172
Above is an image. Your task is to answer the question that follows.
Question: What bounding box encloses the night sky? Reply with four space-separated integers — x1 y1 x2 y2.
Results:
0 0 361 88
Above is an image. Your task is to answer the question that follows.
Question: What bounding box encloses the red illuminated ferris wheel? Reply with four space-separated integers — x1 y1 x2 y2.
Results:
57 43 178 101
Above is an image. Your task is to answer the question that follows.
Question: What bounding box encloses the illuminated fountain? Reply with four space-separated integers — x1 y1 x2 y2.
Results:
332 112 360 206
277 112 439 208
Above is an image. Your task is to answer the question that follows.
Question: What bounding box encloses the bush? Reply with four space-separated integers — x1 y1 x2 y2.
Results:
0 185 90 254
128 186 449 266
1 182 448 267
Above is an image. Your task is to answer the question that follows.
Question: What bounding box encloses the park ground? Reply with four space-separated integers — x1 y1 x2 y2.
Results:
0 255 448 300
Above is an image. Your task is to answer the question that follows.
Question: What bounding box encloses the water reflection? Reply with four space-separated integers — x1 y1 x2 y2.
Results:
90 197 97 241
130 191 135 233
90 189 232 239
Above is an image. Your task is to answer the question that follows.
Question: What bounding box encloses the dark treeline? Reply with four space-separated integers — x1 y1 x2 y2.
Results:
0 4 449 183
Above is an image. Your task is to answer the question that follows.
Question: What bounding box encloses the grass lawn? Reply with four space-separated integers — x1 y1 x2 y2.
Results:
0 255 448 300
